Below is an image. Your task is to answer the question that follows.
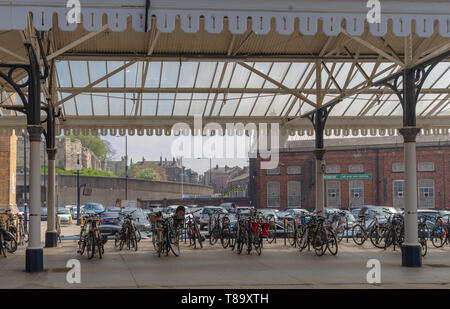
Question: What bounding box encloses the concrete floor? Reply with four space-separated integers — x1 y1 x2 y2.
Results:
1 225 450 289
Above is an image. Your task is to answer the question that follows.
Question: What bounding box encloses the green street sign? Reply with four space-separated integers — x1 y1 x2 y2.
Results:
324 174 372 180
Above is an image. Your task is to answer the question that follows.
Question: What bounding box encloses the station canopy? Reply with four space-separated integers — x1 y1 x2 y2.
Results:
0 0 449 137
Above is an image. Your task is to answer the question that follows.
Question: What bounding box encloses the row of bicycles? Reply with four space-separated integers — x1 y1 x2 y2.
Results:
0 210 28 258
78 210 143 259
332 208 450 257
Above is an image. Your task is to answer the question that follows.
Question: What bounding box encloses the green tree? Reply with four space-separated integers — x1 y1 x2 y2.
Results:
134 168 161 181
62 135 109 160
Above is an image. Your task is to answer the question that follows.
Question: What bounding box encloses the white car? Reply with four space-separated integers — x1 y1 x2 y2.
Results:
56 207 73 225
198 206 228 230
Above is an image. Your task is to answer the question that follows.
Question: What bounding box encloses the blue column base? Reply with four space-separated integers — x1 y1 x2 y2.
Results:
25 248 44 273
45 231 58 248
401 245 422 267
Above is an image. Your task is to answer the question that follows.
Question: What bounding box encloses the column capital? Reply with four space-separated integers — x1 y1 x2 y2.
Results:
313 149 326 160
46 148 57 160
26 125 43 140
399 127 421 142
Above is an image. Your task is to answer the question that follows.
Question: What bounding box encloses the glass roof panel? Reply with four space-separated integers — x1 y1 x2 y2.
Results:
56 61 71 87
173 93 191 116
235 96 257 116
220 94 240 116
246 63 272 89
251 95 274 116
89 61 107 87
283 63 308 88
178 62 199 88
196 62 217 88
109 94 124 116
125 93 137 116
60 93 77 115
160 62 180 88
268 95 290 116
230 64 251 88
145 62 162 88
107 61 126 87
125 62 142 88
158 93 175 115
75 94 92 116
92 93 108 116
264 63 290 88
211 62 225 88
141 93 157 116
69 61 88 87
189 94 209 116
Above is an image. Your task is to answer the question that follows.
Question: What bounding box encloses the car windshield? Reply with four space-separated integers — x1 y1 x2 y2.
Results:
86 204 104 210
122 209 145 219
57 208 71 214
237 208 251 215
102 212 119 218
203 208 220 214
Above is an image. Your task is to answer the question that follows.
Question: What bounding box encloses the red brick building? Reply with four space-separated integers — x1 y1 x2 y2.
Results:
250 136 450 210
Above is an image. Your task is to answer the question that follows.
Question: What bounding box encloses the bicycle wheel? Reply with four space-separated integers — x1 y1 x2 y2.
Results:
287 221 296 247
131 228 138 251
298 228 309 252
86 232 94 259
221 225 231 249
352 224 366 246
370 226 386 248
0 233 7 258
96 236 103 259
266 221 277 244
5 233 17 253
196 226 203 249
313 227 328 256
210 227 219 246
431 225 446 248
236 230 244 255
336 225 345 243
327 230 338 256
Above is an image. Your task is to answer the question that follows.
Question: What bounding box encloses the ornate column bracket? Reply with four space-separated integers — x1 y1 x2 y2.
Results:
398 127 421 142
374 50 450 127
306 105 334 150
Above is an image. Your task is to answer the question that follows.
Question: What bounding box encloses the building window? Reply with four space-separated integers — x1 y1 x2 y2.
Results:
348 164 364 174
266 167 280 175
267 182 280 207
418 162 435 172
418 179 434 209
349 180 364 208
325 165 340 174
287 181 301 207
326 180 340 208
287 166 301 175
392 163 404 173
393 180 404 208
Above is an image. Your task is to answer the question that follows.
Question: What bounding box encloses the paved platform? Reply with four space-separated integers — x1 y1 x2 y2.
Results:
1 232 450 289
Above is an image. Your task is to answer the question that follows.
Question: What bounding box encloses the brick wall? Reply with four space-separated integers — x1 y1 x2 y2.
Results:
251 143 450 210
0 132 17 212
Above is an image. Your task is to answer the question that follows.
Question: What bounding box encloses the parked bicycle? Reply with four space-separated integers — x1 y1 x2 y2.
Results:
149 212 180 257
186 215 204 249
77 213 104 259
115 210 139 251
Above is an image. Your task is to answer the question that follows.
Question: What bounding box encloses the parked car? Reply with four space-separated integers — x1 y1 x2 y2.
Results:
220 202 236 213
285 208 310 217
198 206 228 230
83 203 105 214
40 207 48 221
105 206 121 213
235 207 253 217
120 207 151 233
98 211 122 240
56 207 73 225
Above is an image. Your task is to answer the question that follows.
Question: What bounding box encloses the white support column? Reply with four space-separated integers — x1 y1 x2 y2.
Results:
399 127 421 267
25 126 43 272
45 148 58 247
